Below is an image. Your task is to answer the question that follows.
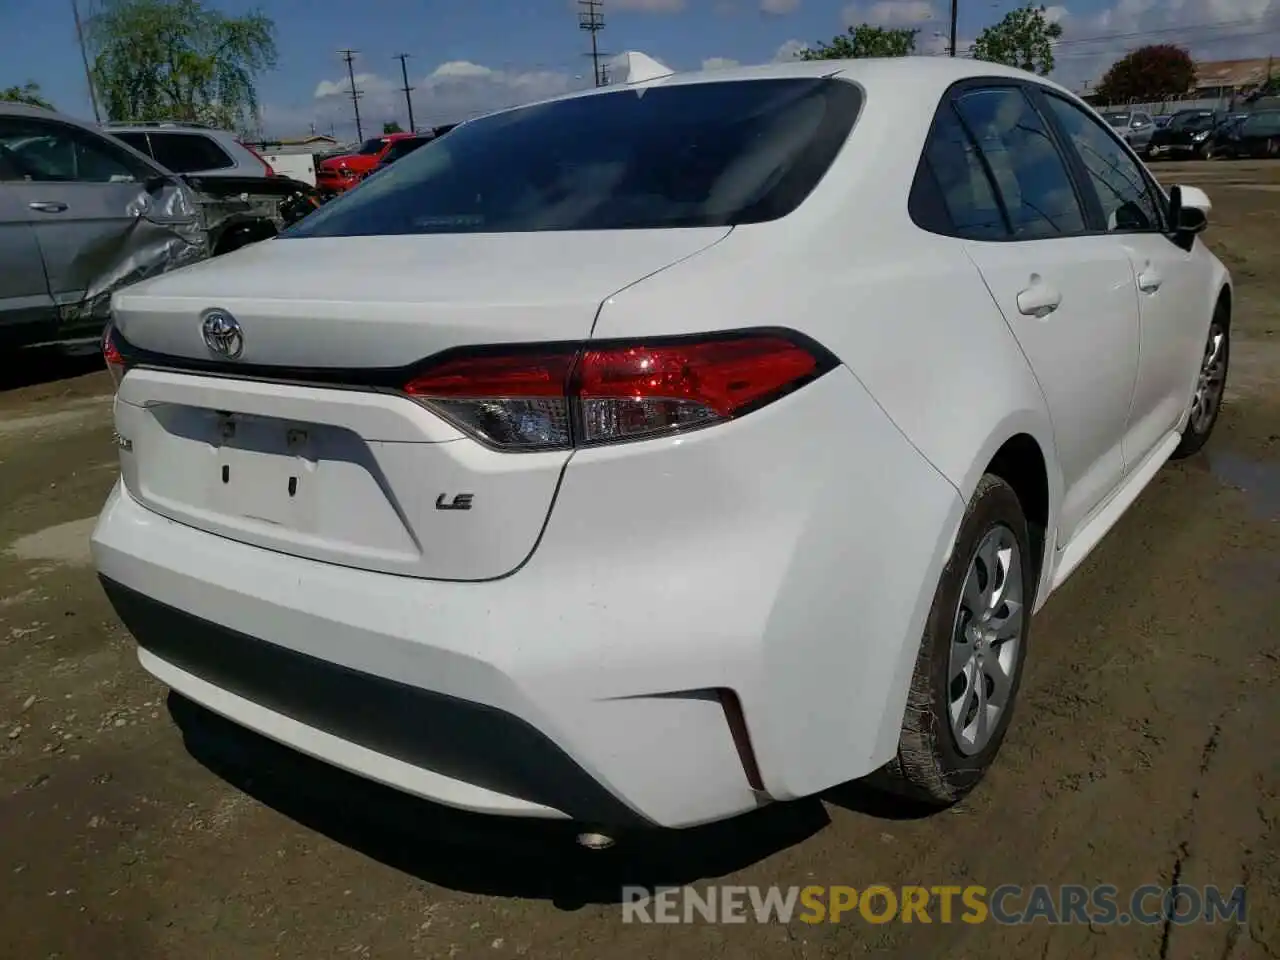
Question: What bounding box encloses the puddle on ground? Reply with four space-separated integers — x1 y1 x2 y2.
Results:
4 517 97 567
1207 450 1280 520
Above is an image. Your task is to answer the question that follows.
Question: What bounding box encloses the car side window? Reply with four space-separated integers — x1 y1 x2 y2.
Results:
0 118 150 184
953 87 1086 240
1134 112 1152 127
1041 94 1163 234
914 103 1009 240
147 133 235 173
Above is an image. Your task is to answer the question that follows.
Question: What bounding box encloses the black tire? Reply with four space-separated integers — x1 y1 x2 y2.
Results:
873 474 1035 807
1171 308 1231 460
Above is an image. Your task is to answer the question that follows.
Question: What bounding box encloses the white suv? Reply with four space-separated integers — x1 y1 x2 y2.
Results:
91 58 1231 834
104 122 276 178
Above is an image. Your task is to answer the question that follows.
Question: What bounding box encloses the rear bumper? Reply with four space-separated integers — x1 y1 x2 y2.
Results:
92 366 964 828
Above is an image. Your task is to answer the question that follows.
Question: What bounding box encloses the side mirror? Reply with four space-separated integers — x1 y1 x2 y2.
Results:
1167 184 1209 240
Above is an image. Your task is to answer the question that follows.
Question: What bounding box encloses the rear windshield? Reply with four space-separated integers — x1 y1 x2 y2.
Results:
284 78 863 236
1102 113 1129 127
1169 112 1216 132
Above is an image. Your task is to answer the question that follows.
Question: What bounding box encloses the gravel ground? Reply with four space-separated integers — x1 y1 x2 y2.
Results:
1 160 1278 960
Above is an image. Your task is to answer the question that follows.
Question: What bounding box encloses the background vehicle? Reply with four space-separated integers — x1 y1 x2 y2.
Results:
1 104 318 353
105 121 277 178
1101 109 1156 152
1147 108 1222 158
1153 115 1173 129
365 134 433 178
1231 109 1280 158
315 132 418 197
1203 113 1252 159
93 59 1231 833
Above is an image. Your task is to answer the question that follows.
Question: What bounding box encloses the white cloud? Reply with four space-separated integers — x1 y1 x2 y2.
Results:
843 0 938 28
761 0 801 13
611 0 686 9
774 38 809 60
701 56 741 69
298 59 590 140
1050 0 1280 91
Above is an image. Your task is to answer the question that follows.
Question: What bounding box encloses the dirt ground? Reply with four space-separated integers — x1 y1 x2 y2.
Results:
1 161 1278 960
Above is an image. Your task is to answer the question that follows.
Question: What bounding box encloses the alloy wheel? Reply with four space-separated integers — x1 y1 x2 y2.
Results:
1189 322 1227 436
948 525 1024 756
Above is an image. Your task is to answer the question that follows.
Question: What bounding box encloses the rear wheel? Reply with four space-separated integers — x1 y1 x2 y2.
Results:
875 474 1033 806
1171 311 1230 460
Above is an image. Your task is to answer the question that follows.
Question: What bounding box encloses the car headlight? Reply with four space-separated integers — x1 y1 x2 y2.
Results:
1193 131 1210 142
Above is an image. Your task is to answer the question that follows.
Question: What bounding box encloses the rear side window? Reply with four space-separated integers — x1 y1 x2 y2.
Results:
953 87 1086 240
913 106 1008 240
147 132 234 172
285 78 863 236
111 130 153 157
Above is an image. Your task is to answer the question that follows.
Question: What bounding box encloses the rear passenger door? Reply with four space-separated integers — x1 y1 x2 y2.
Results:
1037 91 1208 471
928 82 1141 545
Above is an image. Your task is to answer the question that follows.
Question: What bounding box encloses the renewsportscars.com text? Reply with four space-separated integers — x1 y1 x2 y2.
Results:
621 884 1248 926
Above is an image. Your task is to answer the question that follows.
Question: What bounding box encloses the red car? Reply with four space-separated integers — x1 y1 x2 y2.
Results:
316 132 418 197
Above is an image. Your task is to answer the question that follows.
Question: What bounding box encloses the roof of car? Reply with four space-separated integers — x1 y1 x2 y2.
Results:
464 56 1079 125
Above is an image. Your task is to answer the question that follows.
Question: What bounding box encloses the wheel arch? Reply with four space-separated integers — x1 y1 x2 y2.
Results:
952 413 1062 612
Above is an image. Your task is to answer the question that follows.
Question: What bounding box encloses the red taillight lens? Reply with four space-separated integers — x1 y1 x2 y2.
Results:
577 337 820 444
402 332 830 451
404 352 576 450
238 140 276 176
102 323 128 388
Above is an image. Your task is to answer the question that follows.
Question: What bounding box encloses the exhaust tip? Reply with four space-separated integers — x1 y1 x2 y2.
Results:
575 830 617 851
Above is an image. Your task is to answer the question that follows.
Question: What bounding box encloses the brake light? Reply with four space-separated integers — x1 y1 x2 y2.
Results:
238 139 276 176
402 332 832 451
102 323 129 389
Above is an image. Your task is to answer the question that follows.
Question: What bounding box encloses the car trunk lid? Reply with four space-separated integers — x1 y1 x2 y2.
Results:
109 228 730 580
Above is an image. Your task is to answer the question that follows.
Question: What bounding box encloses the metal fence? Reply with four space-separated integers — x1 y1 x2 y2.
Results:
1091 96 1234 116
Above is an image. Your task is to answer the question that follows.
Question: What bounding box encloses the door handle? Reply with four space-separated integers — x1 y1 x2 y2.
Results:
28 201 68 214
1137 266 1163 293
1016 276 1062 318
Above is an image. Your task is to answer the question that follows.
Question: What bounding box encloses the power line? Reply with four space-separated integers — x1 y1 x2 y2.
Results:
394 53 416 131
578 0 607 87
339 48 364 142
70 0 100 122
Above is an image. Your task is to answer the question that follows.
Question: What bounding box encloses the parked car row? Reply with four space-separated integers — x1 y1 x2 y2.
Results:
1109 106 1280 161
1 106 321 353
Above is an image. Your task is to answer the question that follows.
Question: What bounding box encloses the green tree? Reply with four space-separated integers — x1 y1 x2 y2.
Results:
0 81 54 109
797 24 918 60
382 120 403 134
87 0 277 129
1095 45 1196 103
970 3 1063 76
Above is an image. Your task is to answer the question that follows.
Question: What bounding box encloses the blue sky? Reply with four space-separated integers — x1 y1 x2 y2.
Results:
4 0 1278 138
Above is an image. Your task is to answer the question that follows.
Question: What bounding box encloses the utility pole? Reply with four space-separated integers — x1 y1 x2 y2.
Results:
339 49 364 142
394 53 416 132
578 0 606 87
948 0 958 57
71 0 101 122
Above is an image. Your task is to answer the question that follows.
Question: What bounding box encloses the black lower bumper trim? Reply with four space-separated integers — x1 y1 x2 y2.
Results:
99 577 647 828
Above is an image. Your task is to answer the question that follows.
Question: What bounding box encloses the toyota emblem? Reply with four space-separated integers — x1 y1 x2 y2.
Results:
201 310 244 359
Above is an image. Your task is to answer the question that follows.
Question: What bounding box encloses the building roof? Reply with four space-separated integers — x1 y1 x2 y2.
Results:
1194 57 1276 89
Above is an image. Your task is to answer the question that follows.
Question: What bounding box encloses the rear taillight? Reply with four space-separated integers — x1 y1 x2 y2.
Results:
102 323 129 388
402 332 834 452
238 139 276 176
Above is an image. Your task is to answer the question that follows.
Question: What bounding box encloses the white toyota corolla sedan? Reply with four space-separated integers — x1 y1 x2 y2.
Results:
92 57 1231 834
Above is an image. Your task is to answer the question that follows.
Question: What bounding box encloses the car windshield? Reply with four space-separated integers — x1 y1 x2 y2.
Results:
283 78 863 236
356 138 385 155
381 137 430 162
1102 113 1129 128
1169 112 1216 132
